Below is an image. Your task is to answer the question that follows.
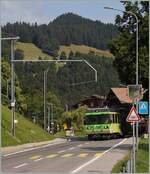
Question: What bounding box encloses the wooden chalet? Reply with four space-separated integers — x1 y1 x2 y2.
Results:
106 87 132 108
71 94 106 110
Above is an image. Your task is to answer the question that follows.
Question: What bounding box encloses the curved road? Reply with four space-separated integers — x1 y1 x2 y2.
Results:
2 137 132 173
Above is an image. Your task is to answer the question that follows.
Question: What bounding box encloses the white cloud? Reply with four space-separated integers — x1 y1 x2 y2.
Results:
1 0 52 25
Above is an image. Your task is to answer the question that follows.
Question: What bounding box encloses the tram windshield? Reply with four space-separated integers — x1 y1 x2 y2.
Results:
84 114 113 125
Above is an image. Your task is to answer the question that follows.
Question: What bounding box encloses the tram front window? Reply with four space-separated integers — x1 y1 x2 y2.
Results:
84 114 113 125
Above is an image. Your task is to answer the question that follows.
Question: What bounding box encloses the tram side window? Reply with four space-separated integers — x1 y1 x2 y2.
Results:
115 114 119 123
113 114 116 123
113 114 119 123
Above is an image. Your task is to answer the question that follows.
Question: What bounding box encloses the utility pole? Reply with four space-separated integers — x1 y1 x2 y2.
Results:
44 66 50 131
47 103 53 134
132 122 136 173
7 79 10 100
0 27 1 129
11 40 15 136
2 37 20 136
51 103 54 134
47 105 50 133
43 70 47 130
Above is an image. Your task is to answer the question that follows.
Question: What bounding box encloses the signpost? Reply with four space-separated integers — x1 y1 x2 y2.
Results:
127 84 143 155
126 106 141 173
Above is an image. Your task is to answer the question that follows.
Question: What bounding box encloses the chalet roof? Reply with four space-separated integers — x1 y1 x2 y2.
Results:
85 94 105 99
72 94 105 107
111 88 132 104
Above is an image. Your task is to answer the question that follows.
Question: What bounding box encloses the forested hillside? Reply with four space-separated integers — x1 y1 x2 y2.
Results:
2 51 120 127
2 13 118 58
13 52 119 122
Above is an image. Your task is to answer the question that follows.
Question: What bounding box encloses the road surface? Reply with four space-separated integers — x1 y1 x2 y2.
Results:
2 137 132 173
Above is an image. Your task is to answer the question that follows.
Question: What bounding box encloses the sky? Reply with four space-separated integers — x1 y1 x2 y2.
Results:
0 0 125 25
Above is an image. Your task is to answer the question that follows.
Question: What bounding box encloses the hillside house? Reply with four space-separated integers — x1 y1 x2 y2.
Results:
106 87 132 108
71 95 106 110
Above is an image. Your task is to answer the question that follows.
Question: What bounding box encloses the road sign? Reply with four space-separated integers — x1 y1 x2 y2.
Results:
14 120 18 124
11 102 15 107
138 101 148 115
127 84 142 99
126 106 141 122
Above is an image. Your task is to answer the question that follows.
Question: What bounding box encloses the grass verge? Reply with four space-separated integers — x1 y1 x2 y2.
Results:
111 152 131 173
2 105 54 147
111 137 149 173
136 138 149 173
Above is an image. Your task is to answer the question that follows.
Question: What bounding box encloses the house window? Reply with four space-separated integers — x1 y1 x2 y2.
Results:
90 102 94 107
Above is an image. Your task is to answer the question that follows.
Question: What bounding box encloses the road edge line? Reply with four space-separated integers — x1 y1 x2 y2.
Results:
3 141 66 157
14 163 28 169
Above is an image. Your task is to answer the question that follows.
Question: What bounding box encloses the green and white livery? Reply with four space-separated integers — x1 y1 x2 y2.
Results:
84 110 122 140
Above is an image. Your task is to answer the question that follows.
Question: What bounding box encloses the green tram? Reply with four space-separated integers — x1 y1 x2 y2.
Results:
84 110 122 140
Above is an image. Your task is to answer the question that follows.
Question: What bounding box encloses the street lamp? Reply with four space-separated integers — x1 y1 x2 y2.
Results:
104 7 138 85
104 7 139 173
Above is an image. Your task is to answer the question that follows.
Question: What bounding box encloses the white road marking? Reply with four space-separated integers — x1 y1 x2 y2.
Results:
69 147 75 150
34 158 44 162
58 150 66 153
71 138 127 173
84 143 89 145
77 144 83 147
3 141 66 157
14 163 28 169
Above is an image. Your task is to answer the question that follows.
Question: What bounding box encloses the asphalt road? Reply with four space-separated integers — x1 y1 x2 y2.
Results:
2 137 132 173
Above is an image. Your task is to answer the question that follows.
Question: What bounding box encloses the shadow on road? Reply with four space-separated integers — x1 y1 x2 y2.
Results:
70 136 88 141
70 136 128 142
81 143 132 152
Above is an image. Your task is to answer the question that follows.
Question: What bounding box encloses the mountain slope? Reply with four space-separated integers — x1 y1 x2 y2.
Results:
16 42 113 60
59 44 113 58
3 12 118 55
16 42 53 60
49 13 118 50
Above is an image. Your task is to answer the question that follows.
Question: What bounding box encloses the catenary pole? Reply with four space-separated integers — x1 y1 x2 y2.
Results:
44 70 46 130
44 66 50 131
2 37 20 136
10 40 15 136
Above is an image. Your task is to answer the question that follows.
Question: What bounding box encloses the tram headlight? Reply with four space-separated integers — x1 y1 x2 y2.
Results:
110 126 113 133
